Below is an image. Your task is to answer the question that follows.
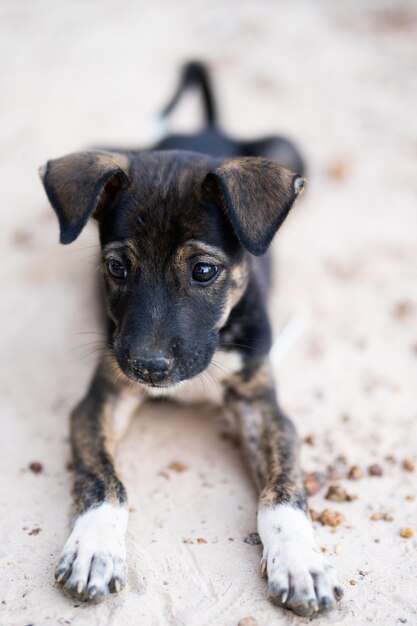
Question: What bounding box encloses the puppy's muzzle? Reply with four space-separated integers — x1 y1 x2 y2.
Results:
128 354 173 386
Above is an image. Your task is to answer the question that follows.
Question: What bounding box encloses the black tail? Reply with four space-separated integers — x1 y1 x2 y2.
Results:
159 61 217 127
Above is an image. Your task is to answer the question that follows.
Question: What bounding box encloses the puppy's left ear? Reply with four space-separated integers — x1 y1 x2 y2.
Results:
204 157 305 256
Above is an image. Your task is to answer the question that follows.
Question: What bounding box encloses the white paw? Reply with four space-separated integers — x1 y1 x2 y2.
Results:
55 503 128 603
258 504 343 617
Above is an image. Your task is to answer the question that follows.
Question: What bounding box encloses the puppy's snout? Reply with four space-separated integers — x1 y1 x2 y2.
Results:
129 354 172 385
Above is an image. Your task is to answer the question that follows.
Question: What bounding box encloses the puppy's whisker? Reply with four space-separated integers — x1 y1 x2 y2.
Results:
74 254 103 265
205 368 222 393
63 244 101 256
210 359 231 375
219 342 263 354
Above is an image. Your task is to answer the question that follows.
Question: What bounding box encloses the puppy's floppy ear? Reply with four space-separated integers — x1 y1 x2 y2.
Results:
39 151 131 244
204 157 305 256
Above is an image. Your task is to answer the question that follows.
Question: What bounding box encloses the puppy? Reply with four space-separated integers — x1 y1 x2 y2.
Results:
39 62 343 617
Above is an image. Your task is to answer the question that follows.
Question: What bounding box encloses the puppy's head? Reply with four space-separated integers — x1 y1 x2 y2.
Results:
40 150 304 389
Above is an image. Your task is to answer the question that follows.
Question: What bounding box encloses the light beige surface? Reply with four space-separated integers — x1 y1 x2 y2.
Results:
1 1 416 625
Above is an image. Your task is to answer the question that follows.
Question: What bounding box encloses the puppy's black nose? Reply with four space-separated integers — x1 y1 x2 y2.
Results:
130 355 172 384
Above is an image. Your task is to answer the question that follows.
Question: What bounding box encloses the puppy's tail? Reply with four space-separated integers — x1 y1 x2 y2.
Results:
159 61 217 128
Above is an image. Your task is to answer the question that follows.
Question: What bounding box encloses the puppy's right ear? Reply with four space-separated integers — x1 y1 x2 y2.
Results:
39 151 131 244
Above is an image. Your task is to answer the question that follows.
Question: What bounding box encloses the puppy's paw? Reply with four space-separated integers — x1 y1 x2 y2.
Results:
258 504 343 617
55 503 128 603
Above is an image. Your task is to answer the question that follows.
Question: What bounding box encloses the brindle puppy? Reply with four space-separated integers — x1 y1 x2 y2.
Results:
39 63 343 617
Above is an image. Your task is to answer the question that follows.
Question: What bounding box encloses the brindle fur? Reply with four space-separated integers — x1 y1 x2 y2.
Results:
39 63 340 616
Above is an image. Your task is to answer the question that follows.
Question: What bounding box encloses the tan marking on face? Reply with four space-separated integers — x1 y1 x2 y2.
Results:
175 239 229 266
102 239 138 270
215 256 249 330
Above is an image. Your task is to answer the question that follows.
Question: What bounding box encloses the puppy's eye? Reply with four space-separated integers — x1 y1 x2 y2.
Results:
106 259 128 280
192 262 219 284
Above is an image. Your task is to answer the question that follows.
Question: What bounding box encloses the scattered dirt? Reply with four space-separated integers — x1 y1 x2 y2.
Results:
243 532 261 546
402 458 415 472
320 509 346 527
348 465 364 480
29 462 43 474
368 464 384 477
28 528 42 536
168 461 188 473
303 434 316 446
392 300 414 321
303 471 327 496
370 512 394 522
326 157 350 181
325 485 357 502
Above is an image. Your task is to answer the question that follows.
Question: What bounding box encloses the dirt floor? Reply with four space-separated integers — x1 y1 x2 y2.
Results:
1 1 416 625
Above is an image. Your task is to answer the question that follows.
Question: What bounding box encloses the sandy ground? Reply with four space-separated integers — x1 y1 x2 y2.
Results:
1 1 417 625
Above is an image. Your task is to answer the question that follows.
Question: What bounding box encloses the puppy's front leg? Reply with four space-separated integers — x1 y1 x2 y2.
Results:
56 359 141 603
226 363 343 617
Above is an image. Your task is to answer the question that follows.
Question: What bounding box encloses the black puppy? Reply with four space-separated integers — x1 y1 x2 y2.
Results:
39 62 342 617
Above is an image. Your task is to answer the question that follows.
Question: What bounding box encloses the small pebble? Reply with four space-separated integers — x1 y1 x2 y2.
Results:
399 528 413 539
29 462 43 474
368 463 384 477
402 458 415 472
370 512 394 522
349 578 357 585
197 537 207 544
325 485 357 502
320 509 345 527
244 532 261 546
168 461 188 473
348 465 363 480
326 158 349 181
303 471 326 496
393 301 413 320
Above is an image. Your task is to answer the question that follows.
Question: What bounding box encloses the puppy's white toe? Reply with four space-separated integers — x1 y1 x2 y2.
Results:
258 504 343 617
55 503 128 602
